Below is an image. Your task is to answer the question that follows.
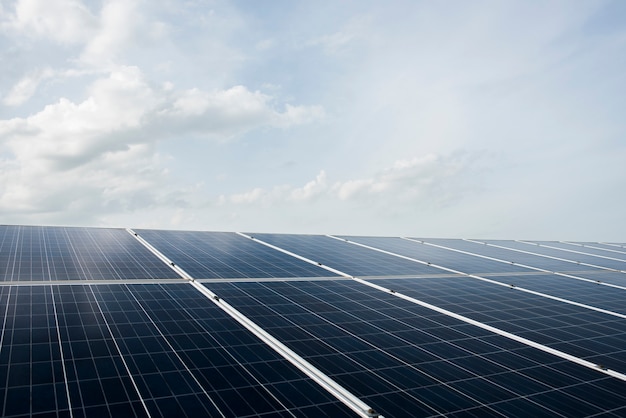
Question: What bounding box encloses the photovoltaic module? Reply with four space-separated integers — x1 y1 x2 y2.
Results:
1 225 626 417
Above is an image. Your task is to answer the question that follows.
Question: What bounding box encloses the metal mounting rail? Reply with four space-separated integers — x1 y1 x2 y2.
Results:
128 229 382 418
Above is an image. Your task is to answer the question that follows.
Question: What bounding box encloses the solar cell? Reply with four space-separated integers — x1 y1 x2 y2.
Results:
249 233 439 276
205 279 626 417
135 230 338 279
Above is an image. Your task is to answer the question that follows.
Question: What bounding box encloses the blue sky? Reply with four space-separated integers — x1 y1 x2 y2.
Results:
1 0 625 240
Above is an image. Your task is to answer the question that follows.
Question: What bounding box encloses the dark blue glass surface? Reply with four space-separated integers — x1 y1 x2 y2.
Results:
249 233 439 276
0 225 181 281
338 236 535 274
206 279 626 417
136 230 337 279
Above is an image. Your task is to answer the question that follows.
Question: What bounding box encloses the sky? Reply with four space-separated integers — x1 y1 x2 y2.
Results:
1 0 625 240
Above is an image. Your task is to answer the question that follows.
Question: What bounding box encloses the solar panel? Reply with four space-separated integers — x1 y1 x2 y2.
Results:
481 240 626 271
417 238 609 273
570 271 626 287
249 233 440 276
2 224 626 417
134 230 338 279
486 273 626 315
0 284 354 417
0 286 72 417
205 279 626 416
369 277 626 373
0 226 181 282
338 236 535 274
92 283 353 417
528 241 626 261
576 242 626 254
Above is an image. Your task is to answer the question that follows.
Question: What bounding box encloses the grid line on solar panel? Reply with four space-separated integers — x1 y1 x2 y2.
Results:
246 233 440 277
205 279 626 417
472 239 626 273
0 226 182 282
416 238 609 274
337 236 536 275
134 229 339 279
527 241 626 262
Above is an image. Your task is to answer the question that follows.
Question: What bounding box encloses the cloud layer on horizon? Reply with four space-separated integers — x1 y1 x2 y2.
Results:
1 0 625 240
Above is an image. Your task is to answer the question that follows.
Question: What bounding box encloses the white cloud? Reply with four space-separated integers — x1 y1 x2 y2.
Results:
0 64 324 221
1 1 624 240
2 67 55 106
2 0 97 44
1 0 167 69
221 153 473 208
290 170 327 201
157 85 324 137
80 0 143 66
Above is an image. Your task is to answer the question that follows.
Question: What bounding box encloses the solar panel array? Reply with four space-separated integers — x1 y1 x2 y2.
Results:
1 225 626 417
